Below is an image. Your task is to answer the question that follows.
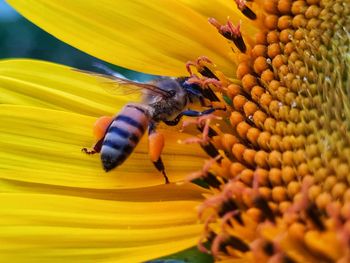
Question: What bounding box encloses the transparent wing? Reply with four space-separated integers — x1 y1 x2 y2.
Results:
74 68 171 98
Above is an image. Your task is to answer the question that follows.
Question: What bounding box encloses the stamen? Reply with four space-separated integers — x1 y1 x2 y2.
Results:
186 156 221 182
218 199 239 217
205 172 224 188
180 114 222 144
234 0 257 20
186 75 221 89
253 196 275 223
185 75 221 101
220 210 240 229
306 203 325 231
198 215 216 254
201 142 222 159
186 56 218 79
208 18 247 53
212 234 250 255
211 234 228 256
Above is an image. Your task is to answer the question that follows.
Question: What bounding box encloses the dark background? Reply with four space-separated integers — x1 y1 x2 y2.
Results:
0 0 152 80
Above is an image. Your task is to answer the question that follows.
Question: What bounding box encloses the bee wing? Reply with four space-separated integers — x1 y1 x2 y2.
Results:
74 68 171 98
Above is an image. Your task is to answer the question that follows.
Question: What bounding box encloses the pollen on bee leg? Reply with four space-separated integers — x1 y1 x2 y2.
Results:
148 132 165 163
82 116 113 155
93 116 114 140
148 130 169 184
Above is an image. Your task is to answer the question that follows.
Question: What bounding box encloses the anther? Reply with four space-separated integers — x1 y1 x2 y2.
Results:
186 75 221 89
205 172 224 188
181 113 221 143
208 18 247 53
185 75 220 101
202 142 222 160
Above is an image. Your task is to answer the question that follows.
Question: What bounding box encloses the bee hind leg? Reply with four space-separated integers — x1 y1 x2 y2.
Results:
82 138 103 154
153 159 169 184
148 122 169 184
82 116 114 155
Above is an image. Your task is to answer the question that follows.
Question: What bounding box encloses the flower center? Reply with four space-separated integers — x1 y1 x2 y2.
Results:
189 0 350 262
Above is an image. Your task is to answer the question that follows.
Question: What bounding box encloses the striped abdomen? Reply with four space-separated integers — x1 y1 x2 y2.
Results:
101 105 150 171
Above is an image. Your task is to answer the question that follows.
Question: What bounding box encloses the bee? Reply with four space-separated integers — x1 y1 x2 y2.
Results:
81 65 222 184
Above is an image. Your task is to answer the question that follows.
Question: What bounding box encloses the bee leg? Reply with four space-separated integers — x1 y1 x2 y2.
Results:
154 159 169 184
163 107 225 127
82 138 103 154
148 122 169 184
82 116 114 154
176 108 221 118
163 114 183 126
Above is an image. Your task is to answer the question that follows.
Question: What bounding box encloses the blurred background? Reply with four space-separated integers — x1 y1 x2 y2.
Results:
0 0 152 80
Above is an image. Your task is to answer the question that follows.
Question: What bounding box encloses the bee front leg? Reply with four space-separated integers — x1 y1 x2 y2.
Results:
163 107 225 127
148 122 169 184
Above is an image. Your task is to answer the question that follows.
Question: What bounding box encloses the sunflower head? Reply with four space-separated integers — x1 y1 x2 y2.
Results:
2 0 350 262
191 0 350 262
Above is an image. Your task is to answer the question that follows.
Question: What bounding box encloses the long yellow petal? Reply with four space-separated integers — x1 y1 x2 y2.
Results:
0 59 126 117
0 105 206 189
6 0 235 76
0 193 203 262
178 0 258 35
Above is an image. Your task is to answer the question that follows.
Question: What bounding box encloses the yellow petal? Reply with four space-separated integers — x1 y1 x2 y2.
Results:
6 0 235 76
178 0 258 36
0 105 206 189
0 193 202 262
0 59 127 117
304 231 343 261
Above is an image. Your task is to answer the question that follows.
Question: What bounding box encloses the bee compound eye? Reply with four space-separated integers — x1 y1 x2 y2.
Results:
168 90 176 97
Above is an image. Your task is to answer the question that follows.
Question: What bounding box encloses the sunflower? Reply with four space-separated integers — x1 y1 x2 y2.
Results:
1 0 350 262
